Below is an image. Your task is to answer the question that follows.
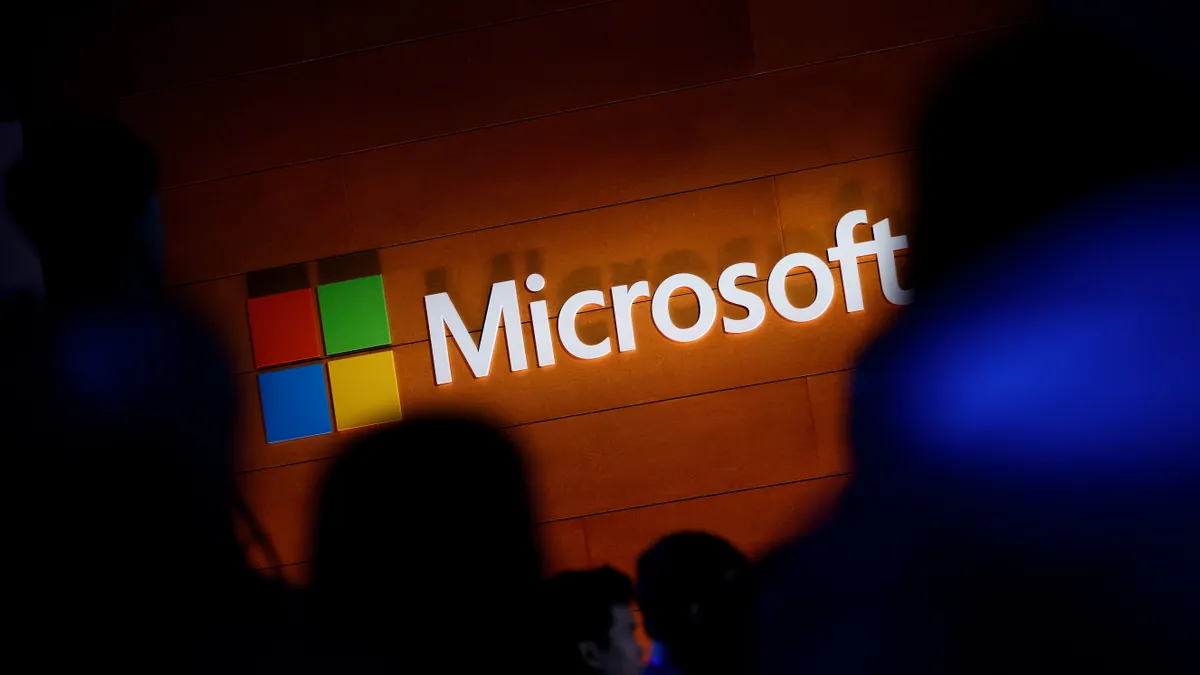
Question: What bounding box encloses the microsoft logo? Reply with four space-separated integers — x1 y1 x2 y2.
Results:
247 274 402 443
240 210 906 442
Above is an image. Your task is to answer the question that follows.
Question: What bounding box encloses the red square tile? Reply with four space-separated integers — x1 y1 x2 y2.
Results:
247 289 323 368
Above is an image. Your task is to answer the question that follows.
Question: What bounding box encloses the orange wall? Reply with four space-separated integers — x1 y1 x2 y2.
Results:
36 0 1040 584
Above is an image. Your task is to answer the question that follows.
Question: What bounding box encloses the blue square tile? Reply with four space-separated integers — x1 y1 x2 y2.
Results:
258 364 333 443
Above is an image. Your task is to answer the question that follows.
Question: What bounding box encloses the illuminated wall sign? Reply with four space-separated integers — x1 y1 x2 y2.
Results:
424 210 912 385
248 210 909 443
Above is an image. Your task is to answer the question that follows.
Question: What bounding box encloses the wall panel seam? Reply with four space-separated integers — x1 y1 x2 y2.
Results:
157 22 1026 191
249 471 852 570
170 149 915 289
119 1 620 100
236 367 857 475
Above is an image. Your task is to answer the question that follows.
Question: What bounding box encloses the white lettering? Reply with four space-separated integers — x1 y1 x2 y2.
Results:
558 290 611 360
717 262 765 334
611 281 650 352
826 209 912 311
871 218 913 306
423 210 905 384
767 253 834 323
424 280 528 385
651 273 717 343
827 210 869 312
526 274 555 367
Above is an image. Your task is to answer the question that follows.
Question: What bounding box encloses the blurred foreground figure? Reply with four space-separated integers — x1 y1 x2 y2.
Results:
909 29 1200 291
18 305 291 672
754 167 1200 675
753 24 1200 675
543 567 644 675
638 532 752 675
0 113 42 308
3 117 289 672
6 118 163 308
309 416 544 674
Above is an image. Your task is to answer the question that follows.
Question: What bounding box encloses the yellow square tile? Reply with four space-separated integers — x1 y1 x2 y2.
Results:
327 350 402 431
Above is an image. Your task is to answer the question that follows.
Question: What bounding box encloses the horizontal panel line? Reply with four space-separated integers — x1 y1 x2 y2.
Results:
536 471 852 525
235 366 854 475
233 252 907 377
254 559 308 573
173 147 914 292
159 22 1022 191
250 471 852 570
121 1 618 99
506 365 854 427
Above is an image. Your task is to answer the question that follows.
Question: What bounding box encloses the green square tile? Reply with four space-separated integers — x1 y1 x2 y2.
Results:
316 275 391 355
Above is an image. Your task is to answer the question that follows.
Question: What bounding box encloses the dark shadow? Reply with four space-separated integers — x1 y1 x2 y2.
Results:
316 250 381 286
557 266 604 307
247 263 311 298
653 250 709 287
523 249 545 278
717 237 755 271
610 259 649 288
834 179 866 214
423 268 448 295
490 252 515 283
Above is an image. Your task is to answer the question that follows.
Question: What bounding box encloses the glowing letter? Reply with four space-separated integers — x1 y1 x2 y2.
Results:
826 210 912 311
767 253 834 322
826 210 870 312
717 262 765 334
559 290 611 360
424 280 527 385
871 218 913 306
526 274 555 367
611 281 650 352
651 273 717 343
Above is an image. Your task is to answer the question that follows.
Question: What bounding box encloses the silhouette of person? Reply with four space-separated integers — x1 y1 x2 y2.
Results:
9 301 293 673
3 116 291 673
907 27 1200 292
5 117 163 309
542 566 644 675
0 110 42 311
750 21 1200 673
308 416 544 674
637 532 752 675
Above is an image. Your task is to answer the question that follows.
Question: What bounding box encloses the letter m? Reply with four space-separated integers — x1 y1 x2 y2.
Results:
424 280 528 385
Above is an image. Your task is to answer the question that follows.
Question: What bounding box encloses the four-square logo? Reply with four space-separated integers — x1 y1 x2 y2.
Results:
247 274 402 443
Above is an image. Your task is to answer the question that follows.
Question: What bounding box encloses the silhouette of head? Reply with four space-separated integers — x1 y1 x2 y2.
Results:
753 24 1200 675
309 415 543 671
543 566 643 675
636 532 751 675
10 301 279 671
909 30 1200 291
5 117 161 306
753 169 1200 675
848 166 1200 675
